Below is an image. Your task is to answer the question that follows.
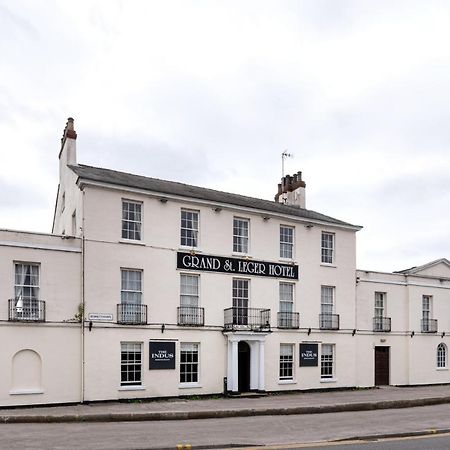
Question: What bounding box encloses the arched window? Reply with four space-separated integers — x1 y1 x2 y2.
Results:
437 343 447 369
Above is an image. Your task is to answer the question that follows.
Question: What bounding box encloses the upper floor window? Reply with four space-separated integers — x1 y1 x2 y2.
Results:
122 200 142 241
71 210 76 235
280 225 294 259
437 343 447 369
121 269 142 305
15 263 40 301
422 295 432 320
180 274 199 307
233 217 249 253
374 292 386 318
61 192 65 213
279 282 294 313
321 232 334 264
11 263 43 321
321 286 335 315
181 209 199 247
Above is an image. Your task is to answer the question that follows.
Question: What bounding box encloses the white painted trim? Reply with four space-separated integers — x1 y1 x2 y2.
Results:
178 383 202 389
118 385 146 391
0 241 81 253
358 278 450 290
9 389 44 395
320 378 337 383
278 379 297 385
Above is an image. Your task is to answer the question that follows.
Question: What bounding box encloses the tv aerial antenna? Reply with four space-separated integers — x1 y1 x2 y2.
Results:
281 150 293 178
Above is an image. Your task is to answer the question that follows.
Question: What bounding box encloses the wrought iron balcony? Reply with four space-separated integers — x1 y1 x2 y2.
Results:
177 306 205 326
224 307 271 331
373 317 391 332
319 313 340 330
421 318 438 333
117 303 147 325
8 298 45 322
277 311 300 329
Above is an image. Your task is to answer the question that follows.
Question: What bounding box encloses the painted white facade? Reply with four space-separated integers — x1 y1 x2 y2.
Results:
1 119 449 407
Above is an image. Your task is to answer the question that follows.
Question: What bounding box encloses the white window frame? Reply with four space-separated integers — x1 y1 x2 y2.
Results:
122 199 142 241
422 295 432 320
71 210 76 235
121 269 142 304
279 282 294 313
280 225 294 259
233 217 250 254
13 262 42 320
321 286 335 315
180 209 199 248
374 292 386 331
321 232 335 264
120 342 143 387
180 343 200 387
279 343 294 381
321 344 335 380
437 343 447 369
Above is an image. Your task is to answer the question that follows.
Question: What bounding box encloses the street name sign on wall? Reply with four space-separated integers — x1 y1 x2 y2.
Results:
299 343 319 367
149 341 176 370
88 313 113 322
177 252 298 280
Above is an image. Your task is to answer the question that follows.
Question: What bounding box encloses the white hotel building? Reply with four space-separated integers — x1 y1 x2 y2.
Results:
1 119 449 407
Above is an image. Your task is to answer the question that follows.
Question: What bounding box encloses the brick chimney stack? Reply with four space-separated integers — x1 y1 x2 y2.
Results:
58 117 77 166
275 171 306 208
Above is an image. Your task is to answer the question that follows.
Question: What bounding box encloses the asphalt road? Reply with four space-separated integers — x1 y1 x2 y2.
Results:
2 404 450 449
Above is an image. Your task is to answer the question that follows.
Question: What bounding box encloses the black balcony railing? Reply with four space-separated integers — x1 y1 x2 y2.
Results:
421 318 438 333
8 298 45 322
277 311 300 329
319 313 340 330
177 306 205 326
224 307 271 331
117 303 147 325
373 317 391 332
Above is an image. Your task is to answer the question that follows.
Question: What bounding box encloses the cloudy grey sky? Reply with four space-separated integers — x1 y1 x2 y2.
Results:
1 0 449 272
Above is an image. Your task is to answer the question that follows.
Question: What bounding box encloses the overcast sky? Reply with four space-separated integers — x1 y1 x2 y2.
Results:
1 0 449 272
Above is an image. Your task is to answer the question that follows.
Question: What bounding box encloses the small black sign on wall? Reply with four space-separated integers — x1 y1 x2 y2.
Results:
149 341 176 370
299 343 319 367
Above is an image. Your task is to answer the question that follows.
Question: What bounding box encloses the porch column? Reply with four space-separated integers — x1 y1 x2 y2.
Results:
230 340 239 392
258 340 265 391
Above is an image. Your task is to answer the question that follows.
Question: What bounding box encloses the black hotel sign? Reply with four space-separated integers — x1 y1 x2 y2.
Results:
149 341 176 370
177 252 298 280
299 343 318 367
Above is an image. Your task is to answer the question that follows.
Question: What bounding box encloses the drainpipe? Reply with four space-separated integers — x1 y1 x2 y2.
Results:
80 187 86 403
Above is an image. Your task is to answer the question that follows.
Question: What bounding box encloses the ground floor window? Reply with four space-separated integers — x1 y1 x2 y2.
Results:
321 344 334 379
279 344 294 380
180 343 199 384
121 342 142 386
437 343 447 369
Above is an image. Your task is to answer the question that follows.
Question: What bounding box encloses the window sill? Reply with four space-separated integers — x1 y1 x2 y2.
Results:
436 368 448 371
320 263 337 268
232 252 251 258
10 389 44 395
278 379 297 385
118 385 146 391
179 383 202 389
320 378 337 383
179 246 201 252
119 239 145 246
279 258 296 265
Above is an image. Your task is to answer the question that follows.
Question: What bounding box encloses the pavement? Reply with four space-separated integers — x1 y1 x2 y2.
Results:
1 385 450 424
